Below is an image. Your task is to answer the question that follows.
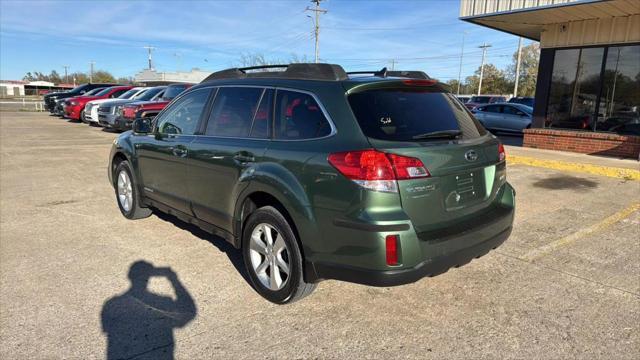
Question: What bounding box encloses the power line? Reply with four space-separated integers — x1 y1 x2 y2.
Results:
306 0 327 63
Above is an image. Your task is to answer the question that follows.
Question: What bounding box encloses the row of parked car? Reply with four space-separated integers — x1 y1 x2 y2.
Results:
43 83 191 130
456 94 535 133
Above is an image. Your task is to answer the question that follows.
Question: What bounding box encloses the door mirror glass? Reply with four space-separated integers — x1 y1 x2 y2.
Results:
133 117 152 134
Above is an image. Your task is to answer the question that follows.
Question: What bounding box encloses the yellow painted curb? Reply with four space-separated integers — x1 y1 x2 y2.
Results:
520 202 640 262
508 155 640 181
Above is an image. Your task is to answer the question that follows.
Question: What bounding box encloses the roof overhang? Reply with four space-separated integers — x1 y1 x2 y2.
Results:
461 0 640 41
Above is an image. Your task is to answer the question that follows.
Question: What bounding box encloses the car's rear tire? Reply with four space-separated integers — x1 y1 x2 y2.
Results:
79 110 86 122
114 161 152 220
242 206 316 304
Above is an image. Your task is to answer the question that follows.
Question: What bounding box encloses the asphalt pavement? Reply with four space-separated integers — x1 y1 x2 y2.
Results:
1 111 638 359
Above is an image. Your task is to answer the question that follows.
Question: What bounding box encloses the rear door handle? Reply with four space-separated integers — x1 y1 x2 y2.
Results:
233 152 255 164
170 146 188 158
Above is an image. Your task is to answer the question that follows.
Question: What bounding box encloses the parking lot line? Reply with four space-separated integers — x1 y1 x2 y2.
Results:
520 202 640 262
508 155 640 181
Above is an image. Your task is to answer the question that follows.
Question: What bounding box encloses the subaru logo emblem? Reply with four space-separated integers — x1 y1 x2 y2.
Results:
465 150 478 162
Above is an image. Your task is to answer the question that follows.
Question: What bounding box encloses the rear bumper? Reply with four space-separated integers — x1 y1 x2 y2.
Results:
311 226 511 287
306 181 515 286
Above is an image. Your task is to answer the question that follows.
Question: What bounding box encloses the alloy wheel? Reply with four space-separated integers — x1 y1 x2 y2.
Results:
117 170 133 212
249 223 291 291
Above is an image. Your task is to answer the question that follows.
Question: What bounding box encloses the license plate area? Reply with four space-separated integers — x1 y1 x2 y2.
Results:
444 169 485 211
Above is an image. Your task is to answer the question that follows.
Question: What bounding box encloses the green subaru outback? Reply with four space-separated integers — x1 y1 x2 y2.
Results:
108 64 515 304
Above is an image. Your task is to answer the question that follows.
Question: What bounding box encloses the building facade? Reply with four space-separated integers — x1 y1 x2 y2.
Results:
461 0 640 158
133 68 212 85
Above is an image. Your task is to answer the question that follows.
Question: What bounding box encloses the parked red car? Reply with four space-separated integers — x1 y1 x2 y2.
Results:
64 86 132 121
121 83 191 122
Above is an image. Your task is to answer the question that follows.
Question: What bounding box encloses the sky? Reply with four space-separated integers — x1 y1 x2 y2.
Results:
0 0 533 82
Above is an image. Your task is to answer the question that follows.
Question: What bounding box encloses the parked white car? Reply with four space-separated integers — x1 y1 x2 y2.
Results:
83 87 148 125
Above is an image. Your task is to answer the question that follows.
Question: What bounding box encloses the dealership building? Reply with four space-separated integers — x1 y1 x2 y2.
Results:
461 0 639 158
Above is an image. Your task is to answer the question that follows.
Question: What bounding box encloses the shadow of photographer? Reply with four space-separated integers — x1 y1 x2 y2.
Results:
101 261 197 360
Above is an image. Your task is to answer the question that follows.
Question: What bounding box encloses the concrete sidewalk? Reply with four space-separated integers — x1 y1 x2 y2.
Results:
506 145 639 170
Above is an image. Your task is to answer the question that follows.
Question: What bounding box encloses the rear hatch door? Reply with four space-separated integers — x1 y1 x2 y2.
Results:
347 84 505 234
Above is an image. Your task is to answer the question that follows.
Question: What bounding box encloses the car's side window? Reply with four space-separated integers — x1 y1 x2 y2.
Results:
205 87 264 137
486 105 501 113
110 89 128 98
249 89 273 139
503 106 522 116
156 88 211 135
274 90 331 140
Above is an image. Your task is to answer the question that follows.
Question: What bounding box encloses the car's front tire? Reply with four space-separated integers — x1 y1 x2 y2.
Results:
114 161 152 220
242 206 316 304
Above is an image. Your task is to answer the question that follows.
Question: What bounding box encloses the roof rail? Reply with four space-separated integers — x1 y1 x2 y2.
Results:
202 63 348 82
347 67 431 80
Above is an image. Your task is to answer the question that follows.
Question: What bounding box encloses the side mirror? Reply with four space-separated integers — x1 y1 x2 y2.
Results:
133 117 152 134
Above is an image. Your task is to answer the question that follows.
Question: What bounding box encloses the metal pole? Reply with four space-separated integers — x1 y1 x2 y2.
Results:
89 61 95 83
306 0 327 63
63 65 69 84
143 46 156 70
513 37 523 97
457 32 467 95
477 43 491 96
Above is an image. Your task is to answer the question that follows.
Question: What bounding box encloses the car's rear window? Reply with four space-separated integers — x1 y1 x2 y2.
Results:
348 89 486 141
137 87 165 101
95 88 113 96
163 85 189 99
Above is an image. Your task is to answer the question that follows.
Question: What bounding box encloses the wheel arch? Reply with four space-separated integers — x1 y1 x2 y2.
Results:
235 189 320 283
109 151 130 187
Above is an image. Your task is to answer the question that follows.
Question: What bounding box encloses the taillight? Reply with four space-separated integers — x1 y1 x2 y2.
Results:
386 235 399 265
498 143 506 162
327 149 430 193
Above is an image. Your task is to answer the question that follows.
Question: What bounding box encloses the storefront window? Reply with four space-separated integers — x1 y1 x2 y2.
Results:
597 45 640 135
546 48 604 130
545 45 639 135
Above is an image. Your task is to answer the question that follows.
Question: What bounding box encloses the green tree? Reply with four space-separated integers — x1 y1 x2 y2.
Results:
507 42 539 97
91 70 116 83
48 70 62 84
466 63 512 95
237 53 310 67
117 77 134 85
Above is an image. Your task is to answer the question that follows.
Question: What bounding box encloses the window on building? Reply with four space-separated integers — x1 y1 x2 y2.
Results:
546 48 604 131
597 45 640 135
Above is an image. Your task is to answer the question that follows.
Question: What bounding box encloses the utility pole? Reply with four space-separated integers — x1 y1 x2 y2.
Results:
89 61 95 83
306 0 327 63
174 52 182 72
477 43 491 95
457 31 468 95
390 59 396 71
513 37 523 97
62 65 69 84
143 45 156 70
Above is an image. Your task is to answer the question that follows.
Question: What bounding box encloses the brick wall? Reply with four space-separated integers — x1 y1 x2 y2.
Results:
523 128 640 159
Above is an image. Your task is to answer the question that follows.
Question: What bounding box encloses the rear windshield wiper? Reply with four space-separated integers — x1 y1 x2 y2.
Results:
412 130 462 140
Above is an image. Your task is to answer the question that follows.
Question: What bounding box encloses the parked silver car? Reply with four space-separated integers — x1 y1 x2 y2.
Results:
472 103 533 133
